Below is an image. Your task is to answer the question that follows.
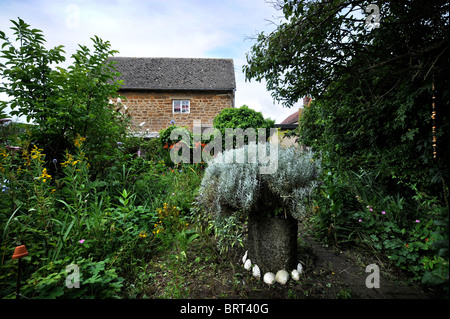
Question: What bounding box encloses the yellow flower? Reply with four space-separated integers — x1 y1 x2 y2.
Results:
39 168 52 182
74 135 86 148
139 231 148 238
0 149 9 158
22 150 31 166
30 145 45 162
61 153 74 167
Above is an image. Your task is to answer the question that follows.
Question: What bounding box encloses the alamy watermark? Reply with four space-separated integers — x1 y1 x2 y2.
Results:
365 264 380 289
168 120 279 174
65 4 80 29
65 264 80 289
365 4 380 29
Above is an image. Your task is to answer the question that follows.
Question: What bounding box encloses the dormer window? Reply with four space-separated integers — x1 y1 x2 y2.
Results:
173 100 190 114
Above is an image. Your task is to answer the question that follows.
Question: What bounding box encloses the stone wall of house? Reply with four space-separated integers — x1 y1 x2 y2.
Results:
116 90 234 133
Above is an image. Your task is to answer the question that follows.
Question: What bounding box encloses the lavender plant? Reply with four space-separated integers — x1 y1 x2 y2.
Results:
199 143 321 221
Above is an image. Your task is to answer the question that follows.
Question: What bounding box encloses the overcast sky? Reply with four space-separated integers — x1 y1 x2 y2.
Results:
1 0 303 124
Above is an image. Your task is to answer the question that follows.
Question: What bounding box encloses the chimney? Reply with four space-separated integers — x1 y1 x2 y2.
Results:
303 96 311 107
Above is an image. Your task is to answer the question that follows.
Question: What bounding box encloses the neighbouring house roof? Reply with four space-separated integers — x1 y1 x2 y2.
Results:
109 57 236 92
280 109 302 125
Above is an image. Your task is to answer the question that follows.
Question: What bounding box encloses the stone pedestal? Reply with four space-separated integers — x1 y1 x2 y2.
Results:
246 214 298 274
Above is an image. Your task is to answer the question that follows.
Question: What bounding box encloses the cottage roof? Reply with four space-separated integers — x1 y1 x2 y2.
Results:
280 109 302 125
109 57 236 91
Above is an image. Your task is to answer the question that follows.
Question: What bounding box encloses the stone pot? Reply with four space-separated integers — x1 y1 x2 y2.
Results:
246 214 298 274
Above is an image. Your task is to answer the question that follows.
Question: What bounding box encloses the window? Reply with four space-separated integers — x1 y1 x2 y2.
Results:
173 100 190 114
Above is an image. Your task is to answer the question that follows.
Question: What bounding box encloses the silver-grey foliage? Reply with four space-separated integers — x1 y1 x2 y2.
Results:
199 143 321 221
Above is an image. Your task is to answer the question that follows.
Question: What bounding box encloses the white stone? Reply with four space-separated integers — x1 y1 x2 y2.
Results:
252 264 261 279
291 269 300 281
242 250 248 264
244 259 251 270
297 262 303 274
263 272 276 285
275 270 290 285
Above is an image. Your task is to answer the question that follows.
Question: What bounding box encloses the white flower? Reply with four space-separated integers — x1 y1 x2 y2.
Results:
297 263 303 274
116 97 122 104
291 269 300 281
275 270 289 285
242 250 248 264
252 264 261 279
244 259 251 270
263 272 276 285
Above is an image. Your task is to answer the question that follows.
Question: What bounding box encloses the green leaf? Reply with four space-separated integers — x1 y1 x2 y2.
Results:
421 271 446 286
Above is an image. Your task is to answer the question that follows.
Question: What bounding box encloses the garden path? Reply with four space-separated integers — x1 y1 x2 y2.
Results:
298 225 432 299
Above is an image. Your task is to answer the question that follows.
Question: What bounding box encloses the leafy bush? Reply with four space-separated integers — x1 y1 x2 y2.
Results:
309 164 449 294
0 136 162 298
158 124 209 166
212 212 247 255
18 257 124 299
0 18 128 178
213 105 275 149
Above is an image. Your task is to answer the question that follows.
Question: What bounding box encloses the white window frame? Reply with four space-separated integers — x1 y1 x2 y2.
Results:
172 99 190 114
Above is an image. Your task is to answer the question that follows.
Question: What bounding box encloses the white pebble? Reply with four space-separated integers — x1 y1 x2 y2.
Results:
263 272 276 285
252 264 261 279
291 269 300 281
242 250 248 264
297 263 303 273
275 270 290 285
244 259 252 270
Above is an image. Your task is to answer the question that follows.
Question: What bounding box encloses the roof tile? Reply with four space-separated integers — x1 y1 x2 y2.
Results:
109 57 236 91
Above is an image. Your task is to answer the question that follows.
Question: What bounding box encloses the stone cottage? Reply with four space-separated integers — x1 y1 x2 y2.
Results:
109 57 236 137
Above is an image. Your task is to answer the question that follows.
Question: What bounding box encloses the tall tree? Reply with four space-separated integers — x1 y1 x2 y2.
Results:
0 18 127 175
244 0 449 191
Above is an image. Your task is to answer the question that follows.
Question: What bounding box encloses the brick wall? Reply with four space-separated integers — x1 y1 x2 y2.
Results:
117 90 234 133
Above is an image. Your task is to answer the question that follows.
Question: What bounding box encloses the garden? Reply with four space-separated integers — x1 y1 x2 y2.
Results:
1 4 449 301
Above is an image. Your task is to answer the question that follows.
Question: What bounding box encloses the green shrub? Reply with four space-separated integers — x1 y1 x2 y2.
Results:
0 136 160 298
16 257 124 299
0 18 128 178
213 105 274 150
310 165 449 294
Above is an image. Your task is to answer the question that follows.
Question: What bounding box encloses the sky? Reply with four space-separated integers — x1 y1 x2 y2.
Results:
0 0 303 124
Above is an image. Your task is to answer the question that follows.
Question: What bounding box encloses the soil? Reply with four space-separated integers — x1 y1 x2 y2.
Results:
146 221 436 300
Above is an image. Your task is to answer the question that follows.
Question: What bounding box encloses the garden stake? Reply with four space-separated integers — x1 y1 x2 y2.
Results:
431 73 437 159
12 245 29 299
16 259 21 299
